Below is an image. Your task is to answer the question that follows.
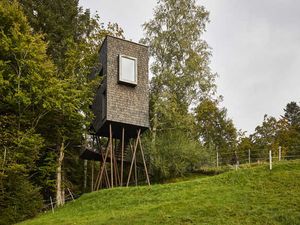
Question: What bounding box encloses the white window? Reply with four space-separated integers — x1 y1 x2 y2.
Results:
119 55 137 85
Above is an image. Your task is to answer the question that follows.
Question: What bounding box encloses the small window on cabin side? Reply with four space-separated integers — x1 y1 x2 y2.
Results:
119 55 137 85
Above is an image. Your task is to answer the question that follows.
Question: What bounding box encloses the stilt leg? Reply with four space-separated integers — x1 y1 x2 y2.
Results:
121 128 125 186
138 134 150 186
109 124 113 188
126 130 141 187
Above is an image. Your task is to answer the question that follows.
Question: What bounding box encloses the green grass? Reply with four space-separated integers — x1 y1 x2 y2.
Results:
20 160 300 225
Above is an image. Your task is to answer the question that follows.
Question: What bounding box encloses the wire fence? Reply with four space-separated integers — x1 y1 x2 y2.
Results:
203 146 300 170
41 189 81 213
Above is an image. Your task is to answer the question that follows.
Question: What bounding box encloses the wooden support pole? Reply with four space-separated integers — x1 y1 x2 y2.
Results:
137 134 150 186
121 127 125 186
248 149 251 165
67 188 75 201
112 139 116 186
216 151 219 168
110 124 113 188
96 138 111 190
115 139 121 186
104 163 110 188
94 162 101 190
112 140 120 186
94 137 109 190
127 130 141 187
91 161 94 192
50 196 54 213
99 137 110 189
129 141 136 185
83 160 87 190
134 140 138 186
114 154 121 186
279 146 282 161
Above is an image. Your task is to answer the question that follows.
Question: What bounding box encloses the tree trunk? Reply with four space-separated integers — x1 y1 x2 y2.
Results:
56 139 65 206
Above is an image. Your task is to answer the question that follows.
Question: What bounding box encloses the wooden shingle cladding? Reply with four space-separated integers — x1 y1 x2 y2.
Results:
91 36 149 139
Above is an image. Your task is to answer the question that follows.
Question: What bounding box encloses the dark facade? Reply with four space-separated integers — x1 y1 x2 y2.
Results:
91 35 149 139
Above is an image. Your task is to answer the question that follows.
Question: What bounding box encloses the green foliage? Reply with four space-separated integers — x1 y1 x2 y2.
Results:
195 98 237 163
244 102 300 162
0 173 42 225
20 160 300 225
144 130 206 180
0 0 60 223
251 115 280 158
282 102 300 157
284 102 300 128
142 0 216 131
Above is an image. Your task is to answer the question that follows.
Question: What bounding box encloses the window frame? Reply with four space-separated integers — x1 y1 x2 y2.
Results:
118 54 138 85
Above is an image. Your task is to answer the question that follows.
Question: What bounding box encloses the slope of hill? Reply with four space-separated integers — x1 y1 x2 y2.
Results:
21 160 300 225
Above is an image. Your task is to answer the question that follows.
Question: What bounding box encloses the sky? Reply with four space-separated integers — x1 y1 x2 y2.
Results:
79 0 300 134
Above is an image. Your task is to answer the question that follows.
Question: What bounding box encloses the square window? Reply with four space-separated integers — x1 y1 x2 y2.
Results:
119 55 137 85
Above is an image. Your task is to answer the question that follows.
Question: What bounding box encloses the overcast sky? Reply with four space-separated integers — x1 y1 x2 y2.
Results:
80 0 300 134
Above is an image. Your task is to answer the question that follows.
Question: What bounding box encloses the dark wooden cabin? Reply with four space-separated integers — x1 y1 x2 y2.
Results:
91 35 149 139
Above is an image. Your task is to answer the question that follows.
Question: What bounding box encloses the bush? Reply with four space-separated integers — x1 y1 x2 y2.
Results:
144 130 209 181
0 172 43 225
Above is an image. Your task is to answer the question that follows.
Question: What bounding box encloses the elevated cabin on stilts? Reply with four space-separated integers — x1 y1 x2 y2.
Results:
80 35 150 190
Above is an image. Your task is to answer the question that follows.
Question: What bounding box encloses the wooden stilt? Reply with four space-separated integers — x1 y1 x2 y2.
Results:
126 130 141 186
96 137 111 190
121 127 125 186
138 135 150 186
109 124 113 188
134 140 138 186
93 161 101 191
91 127 150 189
104 167 110 188
104 163 110 188
94 137 110 190
114 139 121 186
129 141 135 184
91 161 94 192
98 137 110 189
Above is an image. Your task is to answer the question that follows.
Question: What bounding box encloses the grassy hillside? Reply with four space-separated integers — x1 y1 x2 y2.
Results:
21 160 300 225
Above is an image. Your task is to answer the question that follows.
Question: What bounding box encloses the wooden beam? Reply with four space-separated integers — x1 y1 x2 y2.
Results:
91 160 94 192
110 124 113 188
134 139 138 186
96 137 111 190
94 136 110 190
138 134 150 186
121 127 124 186
126 129 141 186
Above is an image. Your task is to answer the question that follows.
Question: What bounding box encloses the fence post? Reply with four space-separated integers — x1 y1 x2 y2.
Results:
67 188 75 201
269 150 272 170
50 196 54 213
248 149 251 165
216 151 219 168
278 146 281 161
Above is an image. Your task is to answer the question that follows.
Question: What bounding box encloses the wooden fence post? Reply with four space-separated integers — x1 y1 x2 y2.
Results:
248 149 251 165
278 146 281 161
216 151 219 168
50 196 54 213
269 150 272 170
67 188 75 201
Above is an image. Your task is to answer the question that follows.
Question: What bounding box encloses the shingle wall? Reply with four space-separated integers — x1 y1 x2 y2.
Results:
92 36 149 135
106 36 149 129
